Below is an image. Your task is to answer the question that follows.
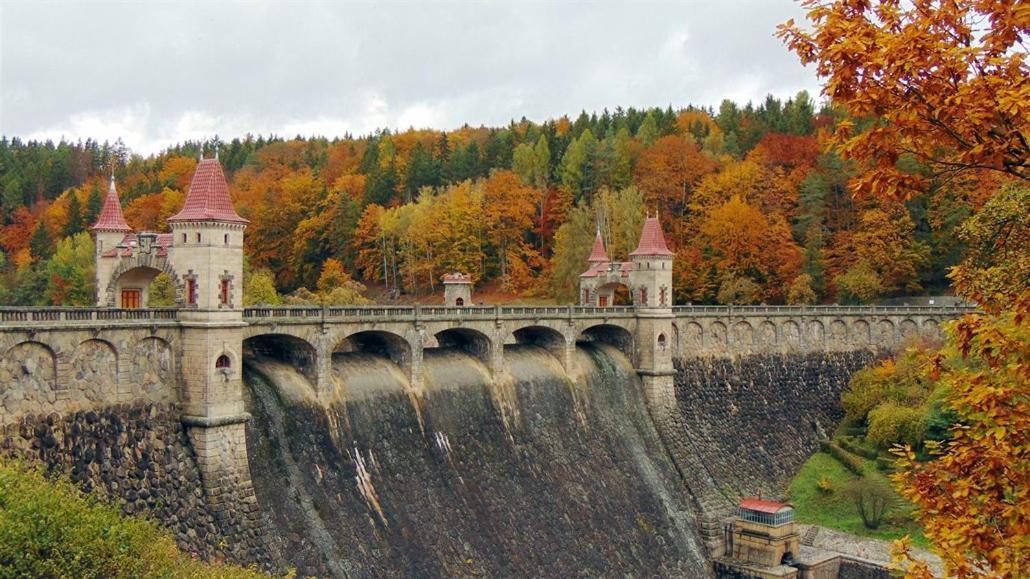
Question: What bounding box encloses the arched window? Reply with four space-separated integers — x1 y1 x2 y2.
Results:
455 297 464 306
657 333 667 351
640 286 648 306
215 354 231 369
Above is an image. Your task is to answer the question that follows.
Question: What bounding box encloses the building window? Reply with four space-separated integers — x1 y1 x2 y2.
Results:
196 232 201 243
455 297 464 306
220 279 230 306
224 233 229 245
187 278 197 305
121 289 142 309
215 354 231 369
582 289 589 304
659 286 668 306
640 287 648 306
182 233 187 243
658 333 667 351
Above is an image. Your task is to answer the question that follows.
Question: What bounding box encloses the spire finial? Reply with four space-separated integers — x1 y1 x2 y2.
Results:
109 171 115 192
214 144 219 161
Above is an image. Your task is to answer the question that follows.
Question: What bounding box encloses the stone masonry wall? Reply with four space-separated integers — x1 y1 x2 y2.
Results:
670 350 879 521
0 402 269 568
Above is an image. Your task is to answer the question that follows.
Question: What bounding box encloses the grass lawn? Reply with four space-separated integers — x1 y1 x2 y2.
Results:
787 452 929 548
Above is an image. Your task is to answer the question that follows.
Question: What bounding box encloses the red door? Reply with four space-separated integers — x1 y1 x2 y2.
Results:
121 289 142 309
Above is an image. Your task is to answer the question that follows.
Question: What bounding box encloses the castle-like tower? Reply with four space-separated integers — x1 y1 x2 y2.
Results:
578 214 674 309
91 157 255 524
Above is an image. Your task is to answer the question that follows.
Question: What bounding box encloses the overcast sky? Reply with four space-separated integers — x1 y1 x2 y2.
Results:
1 0 819 155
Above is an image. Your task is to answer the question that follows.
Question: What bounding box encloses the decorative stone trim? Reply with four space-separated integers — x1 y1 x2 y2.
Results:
181 412 252 427
218 271 236 309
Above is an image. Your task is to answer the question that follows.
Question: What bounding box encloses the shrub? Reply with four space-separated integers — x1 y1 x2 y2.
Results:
844 478 896 530
867 403 926 450
817 475 834 495
0 460 261 578
147 272 177 307
826 441 867 476
839 436 879 460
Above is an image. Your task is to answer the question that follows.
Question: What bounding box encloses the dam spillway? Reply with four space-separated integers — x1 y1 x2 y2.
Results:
243 342 709 576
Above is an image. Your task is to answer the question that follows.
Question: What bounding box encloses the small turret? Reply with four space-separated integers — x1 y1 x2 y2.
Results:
92 175 133 305
443 272 473 306
587 228 609 263
629 214 673 308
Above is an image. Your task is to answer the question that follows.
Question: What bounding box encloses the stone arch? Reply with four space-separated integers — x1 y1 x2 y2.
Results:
758 321 777 346
708 321 728 350
594 281 633 306
684 322 703 351
900 319 919 340
781 320 801 349
245 333 320 384
104 255 181 307
852 320 871 344
434 327 493 367
829 319 848 346
922 319 941 340
878 319 895 344
0 341 57 414
807 320 825 346
512 325 568 366
669 322 681 358
733 321 754 348
335 330 412 376
70 338 119 404
579 324 635 361
131 336 177 402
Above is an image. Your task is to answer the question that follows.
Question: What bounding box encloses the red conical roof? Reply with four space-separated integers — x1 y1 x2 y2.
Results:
168 158 248 224
91 176 132 232
630 215 674 257
587 229 609 263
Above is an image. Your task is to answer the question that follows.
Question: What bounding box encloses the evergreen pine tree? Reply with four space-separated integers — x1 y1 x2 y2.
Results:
64 193 83 237
85 185 102 226
29 222 53 262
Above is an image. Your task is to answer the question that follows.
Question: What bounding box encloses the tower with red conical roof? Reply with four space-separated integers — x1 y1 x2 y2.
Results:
92 175 134 305
168 156 253 513
628 214 674 309
167 156 248 311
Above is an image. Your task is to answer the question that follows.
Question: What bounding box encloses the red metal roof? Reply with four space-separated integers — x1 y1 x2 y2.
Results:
91 177 133 232
587 230 609 263
168 158 248 224
739 498 791 514
630 216 673 257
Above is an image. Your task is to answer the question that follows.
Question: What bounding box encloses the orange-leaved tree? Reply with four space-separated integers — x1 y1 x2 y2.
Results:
778 0 1029 199
781 2 1029 576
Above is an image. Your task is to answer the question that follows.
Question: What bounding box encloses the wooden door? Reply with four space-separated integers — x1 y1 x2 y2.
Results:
121 289 142 309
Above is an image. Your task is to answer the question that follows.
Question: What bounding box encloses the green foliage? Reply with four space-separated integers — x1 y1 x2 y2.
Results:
243 269 282 306
786 273 818 304
147 272 177 307
64 193 83 237
0 460 261 578
842 348 933 426
867 403 926 450
834 261 883 304
844 478 896 529
29 222 53 262
788 452 925 545
826 440 868 476
716 275 761 305
44 232 95 306
838 436 879 460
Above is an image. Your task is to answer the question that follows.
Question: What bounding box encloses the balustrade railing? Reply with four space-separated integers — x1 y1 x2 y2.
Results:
0 307 179 323
0 303 974 328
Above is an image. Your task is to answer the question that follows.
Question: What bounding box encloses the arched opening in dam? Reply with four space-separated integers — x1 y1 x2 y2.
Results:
511 325 567 367
578 323 635 363
432 327 493 368
243 333 318 383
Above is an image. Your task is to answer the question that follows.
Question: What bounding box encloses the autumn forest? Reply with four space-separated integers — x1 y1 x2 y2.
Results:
0 95 998 306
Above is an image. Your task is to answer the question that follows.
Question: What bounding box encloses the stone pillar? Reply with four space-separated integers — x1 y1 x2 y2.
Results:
178 309 260 561
315 334 335 403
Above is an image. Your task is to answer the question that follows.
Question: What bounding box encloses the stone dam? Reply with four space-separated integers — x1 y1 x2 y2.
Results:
0 303 968 577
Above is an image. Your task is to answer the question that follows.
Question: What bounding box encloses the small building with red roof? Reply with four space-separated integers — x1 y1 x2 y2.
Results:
93 156 247 310
442 272 473 306
578 215 674 309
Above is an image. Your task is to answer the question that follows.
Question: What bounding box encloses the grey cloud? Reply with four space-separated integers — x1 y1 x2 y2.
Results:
1 0 819 154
